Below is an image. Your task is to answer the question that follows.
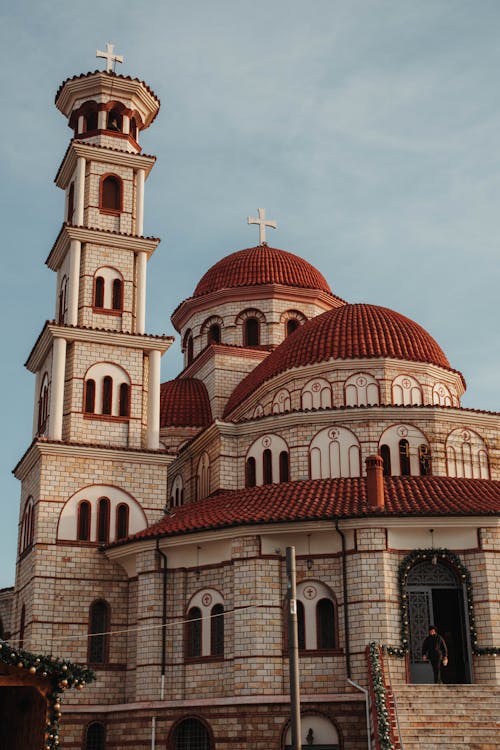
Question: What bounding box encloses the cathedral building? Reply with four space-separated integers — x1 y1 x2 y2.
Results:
6 56 499 749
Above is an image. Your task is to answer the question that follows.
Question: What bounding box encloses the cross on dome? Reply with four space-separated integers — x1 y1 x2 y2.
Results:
96 42 124 73
247 208 277 245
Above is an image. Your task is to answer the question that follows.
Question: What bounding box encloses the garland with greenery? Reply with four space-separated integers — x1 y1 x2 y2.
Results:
385 548 500 658
0 638 95 750
368 641 395 750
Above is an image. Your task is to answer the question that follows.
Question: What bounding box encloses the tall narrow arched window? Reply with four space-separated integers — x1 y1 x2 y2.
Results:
279 451 289 482
88 600 110 664
77 501 91 541
19 604 26 648
119 383 130 417
286 318 300 337
186 607 202 658
58 275 68 323
183 331 194 367
245 317 260 346
399 439 411 476
317 598 335 649
210 604 224 656
129 118 137 140
38 375 49 434
97 498 110 544
263 449 273 484
208 324 221 344
94 277 105 308
67 182 75 224
112 278 123 311
116 504 129 541
419 444 432 476
246 457 256 488
85 110 98 132
107 109 122 132
100 176 122 212
102 377 113 415
85 721 106 750
85 379 96 414
297 600 305 651
380 444 391 476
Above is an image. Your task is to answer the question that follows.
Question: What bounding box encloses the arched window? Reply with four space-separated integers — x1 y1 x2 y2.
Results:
119 383 130 417
244 317 260 346
77 501 91 541
246 457 256 488
100 175 122 212
97 498 110 544
85 721 106 750
286 318 300 336
20 497 35 555
37 374 49 434
297 600 305 650
208 324 221 344
186 607 202 658
418 444 432 476
102 377 113 415
183 330 194 367
446 428 490 479
172 719 211 750
170 475 184 507
272 389 291 414
263 449 273 484
116 504 129 540
85 110 98 132
19 604 26 648
399 439 411 476
380 444 391 476
392 374 423 406
107 109 122 132
58 275 68 323
301 378 332 410
210 603 224 656
94 277 105 308
317 598 335 649
279 451 289 482
129 117 137 140
67 182 74 224
112 279 123 311
85 379 96 414
344 372 379 407
309 426 361 479
197 453 210 500
88 600 110 664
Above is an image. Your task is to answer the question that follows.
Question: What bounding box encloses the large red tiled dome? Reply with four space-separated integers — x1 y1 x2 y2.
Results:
194 245 334 297
160 378 212 427
224 303 453 417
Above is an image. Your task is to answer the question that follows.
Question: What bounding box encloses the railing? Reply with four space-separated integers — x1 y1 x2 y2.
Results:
366 642 401 750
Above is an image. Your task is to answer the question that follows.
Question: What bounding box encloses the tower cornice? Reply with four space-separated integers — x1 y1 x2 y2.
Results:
46 223 161 270
55 140 156 189
25 322 173 373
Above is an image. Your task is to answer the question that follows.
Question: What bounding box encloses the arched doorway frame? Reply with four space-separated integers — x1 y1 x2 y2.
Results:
396 549 475 684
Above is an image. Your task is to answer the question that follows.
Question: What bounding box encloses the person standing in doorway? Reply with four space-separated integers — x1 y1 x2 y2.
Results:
422 625 448 684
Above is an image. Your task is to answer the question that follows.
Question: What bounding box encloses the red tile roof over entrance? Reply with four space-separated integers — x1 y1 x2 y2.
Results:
112 476 499 546
224 303 455 417
193 245 335 297
160 378 212 427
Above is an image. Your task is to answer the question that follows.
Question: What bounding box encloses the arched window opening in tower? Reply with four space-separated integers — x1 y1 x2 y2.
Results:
112 278 123 311
67 182 74 224
116 503 129 540
85 721 106 750
97 497 110 544
37 375 49 434
129 117 137 141
210 604 224 656
119 383 130 417
94 276 105 308
77 500 91 542
88 600 110 665
380 444 391 476
84 110 98 133
419 444 432 476
246 457 256 488
58 275 68 323
102 377 113 415
286 318 300 336
84 379 96 414
186 607 202 658
399 439 411 476
279 451 289 482
245 317 260 346
317 598 336 649
100 175 122 213
263 449 273 484
208 323 221 345
107 109 122 132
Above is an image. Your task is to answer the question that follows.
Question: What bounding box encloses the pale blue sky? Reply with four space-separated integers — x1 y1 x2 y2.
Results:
0 0 499 586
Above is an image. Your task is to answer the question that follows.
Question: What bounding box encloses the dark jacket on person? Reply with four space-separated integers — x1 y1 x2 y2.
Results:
422 633 447 663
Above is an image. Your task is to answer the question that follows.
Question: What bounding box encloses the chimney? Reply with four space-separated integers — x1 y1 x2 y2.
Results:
366 454 385 510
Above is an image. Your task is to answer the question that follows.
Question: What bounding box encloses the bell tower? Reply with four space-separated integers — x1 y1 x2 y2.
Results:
12 50 172 692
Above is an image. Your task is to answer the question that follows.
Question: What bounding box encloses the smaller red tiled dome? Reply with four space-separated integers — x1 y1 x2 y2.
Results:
224 303 455 417
160 378 212 428
194 245 334 297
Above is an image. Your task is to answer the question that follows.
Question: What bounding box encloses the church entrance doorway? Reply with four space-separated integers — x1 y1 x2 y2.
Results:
406 559 472 684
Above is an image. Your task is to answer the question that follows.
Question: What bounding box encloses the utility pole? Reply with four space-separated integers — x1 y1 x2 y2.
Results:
286 546 302 750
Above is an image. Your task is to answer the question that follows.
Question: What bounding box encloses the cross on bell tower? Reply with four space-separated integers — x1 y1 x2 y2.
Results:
96 42 124 73
247 207 277 245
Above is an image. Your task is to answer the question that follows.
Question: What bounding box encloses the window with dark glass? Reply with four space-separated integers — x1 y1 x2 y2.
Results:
286 318 299 336
100 176 121 212
279 451 289 482
380 444 391 476
88 600 109 664
85 380 96 414
94 277 105 308
58 277 68 323
245 317 260 346
85 721 106 750
246 457 256 488
112 279 123 311
208 324 221 345
102 377 112 415
418 444 431 476
67 182 74 224
97 498 110 544
317 598 335 649
263 449 273 484
85 111 98 132
119 383 129 417
77 501 91 541
399 439 411 476
297 600 305 651
210 604 224 656
38 380 49 433
173 719 211 750
186 607 202 658
116 504 129 541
